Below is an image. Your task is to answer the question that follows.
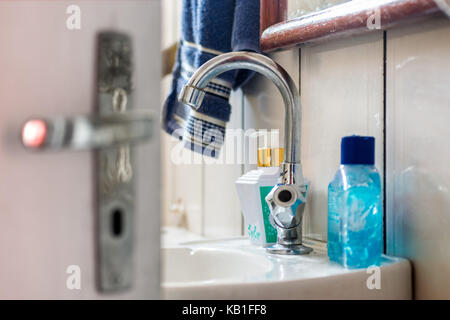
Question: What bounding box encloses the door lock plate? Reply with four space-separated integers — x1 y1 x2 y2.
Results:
97 32 135 292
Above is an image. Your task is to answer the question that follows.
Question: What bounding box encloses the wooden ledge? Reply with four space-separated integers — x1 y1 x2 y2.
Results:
261 0 444 52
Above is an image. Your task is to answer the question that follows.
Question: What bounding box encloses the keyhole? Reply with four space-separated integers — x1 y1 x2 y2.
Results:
111 208 124 237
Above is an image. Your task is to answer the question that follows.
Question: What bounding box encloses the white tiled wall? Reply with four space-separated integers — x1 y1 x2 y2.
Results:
203 90 244 238
386 17 450 299
300 32 384 241
161 0 182 50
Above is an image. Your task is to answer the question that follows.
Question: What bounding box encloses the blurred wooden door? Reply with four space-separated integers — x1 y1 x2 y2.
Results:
0 1 160 299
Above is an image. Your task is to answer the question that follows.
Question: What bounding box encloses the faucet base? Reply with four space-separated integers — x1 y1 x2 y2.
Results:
266 243 313 255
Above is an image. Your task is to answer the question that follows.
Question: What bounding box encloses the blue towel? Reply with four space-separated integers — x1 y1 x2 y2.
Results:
162 0 261 158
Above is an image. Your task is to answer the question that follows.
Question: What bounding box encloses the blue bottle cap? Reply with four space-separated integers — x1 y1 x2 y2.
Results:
341 135 375 165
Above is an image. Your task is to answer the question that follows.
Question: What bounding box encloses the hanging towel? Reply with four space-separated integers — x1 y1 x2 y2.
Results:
162 0 261 158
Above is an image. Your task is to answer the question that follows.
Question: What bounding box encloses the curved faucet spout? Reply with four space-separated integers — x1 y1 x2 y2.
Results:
178 51 311 255
178 51 301 165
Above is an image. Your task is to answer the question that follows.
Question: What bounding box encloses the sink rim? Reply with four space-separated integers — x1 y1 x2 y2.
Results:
162 238 409 289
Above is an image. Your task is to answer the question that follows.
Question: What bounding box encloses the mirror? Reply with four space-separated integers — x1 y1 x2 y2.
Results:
261 0 353 33
286 0 351 20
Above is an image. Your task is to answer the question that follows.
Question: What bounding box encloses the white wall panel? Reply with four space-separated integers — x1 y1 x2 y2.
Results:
386 17 450 299
300 32 384 241
203 91 244 238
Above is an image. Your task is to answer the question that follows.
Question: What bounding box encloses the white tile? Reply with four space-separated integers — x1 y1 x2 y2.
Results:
203 90 244 237
386 17 450 299
300 32 384 241
161 0 182 49
173 155 204 235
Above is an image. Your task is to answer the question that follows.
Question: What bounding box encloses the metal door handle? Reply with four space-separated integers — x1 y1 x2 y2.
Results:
19 32 151 293
21 110 153 151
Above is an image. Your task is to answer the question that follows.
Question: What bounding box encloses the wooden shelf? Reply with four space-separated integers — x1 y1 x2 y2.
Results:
261 0 444 52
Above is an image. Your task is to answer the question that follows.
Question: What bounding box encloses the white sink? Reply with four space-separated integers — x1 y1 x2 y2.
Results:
162 237 412 300
163 247 273 284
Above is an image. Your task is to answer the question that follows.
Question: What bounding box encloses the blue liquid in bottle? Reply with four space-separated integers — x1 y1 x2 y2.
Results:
327 136 382 269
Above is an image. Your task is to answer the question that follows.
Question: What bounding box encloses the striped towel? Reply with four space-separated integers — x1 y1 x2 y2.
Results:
162 0 261 158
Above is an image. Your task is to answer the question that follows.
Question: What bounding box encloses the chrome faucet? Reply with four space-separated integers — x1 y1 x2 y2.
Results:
178 52 312 255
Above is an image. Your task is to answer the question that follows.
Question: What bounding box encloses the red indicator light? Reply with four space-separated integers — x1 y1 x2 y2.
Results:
22 119 47 148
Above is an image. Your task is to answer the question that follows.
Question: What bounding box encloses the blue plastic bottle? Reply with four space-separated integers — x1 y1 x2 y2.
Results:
327 136 382 269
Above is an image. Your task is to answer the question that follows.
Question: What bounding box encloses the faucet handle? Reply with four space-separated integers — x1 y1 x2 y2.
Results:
265 165 312 255
265 197 312 255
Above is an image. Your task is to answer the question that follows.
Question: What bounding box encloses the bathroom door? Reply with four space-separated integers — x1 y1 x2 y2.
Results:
0 1 160 298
